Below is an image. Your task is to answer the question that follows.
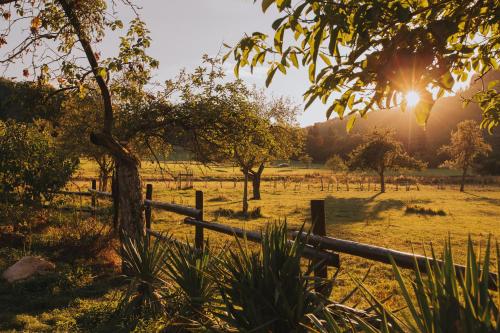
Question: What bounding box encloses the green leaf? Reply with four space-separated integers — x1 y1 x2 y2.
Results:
438 71 455 90
308 63 316 82
97 67 107 81
266 66 278 87
289 52 299 68
319 53 332 66
262 0 274 13
346 115 357 132
414 94 434 127
274 26 285 53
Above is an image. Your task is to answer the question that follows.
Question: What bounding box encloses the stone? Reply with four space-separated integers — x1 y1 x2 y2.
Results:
2 256 55 283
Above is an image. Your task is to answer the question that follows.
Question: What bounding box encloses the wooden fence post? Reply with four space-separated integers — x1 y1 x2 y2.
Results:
311 199 328 295
195 190 204 251
91 179 96 216
145 184 153 230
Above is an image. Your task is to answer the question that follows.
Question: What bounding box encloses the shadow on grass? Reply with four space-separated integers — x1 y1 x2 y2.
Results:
463 192 500 206
324 193 406 224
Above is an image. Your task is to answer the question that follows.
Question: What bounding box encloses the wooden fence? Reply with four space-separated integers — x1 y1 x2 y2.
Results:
56 180 498 292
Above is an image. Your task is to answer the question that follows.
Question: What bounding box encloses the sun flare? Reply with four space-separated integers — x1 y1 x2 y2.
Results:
405 91 420 108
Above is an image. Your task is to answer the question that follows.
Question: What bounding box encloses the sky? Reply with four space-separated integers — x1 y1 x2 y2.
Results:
135 0 325 126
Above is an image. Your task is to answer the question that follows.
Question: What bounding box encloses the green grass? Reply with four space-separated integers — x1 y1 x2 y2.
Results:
74 158 465 180
1 161 499 331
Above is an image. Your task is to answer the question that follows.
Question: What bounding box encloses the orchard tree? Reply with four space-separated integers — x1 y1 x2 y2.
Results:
349 129 425 193
226 0 500 131
0 119 78 205
439 120 492 192
58 92 114 191
169 58 303 214
0 1 159 238
325 154 347 174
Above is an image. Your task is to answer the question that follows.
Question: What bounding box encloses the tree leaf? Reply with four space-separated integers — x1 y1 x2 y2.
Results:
346 115 357 132
414 94 434 127
266 66 278 87
262 0 275 13
289 52 299 68
438 71 454 91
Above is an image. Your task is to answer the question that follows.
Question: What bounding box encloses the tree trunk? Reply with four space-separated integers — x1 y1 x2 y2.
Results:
91 134 145 238
460 166 468 192
250 163 265 200
380 171 385 193
243 169 249 215
115 158 144 237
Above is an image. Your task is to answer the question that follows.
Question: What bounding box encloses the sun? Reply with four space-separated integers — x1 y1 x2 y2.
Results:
405 91 420 108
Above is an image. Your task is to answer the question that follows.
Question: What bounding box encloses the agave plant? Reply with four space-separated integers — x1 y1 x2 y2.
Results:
390 236 499 333
211 222 329 333
163 240 217 322
355 236 499 333
118 232 170 319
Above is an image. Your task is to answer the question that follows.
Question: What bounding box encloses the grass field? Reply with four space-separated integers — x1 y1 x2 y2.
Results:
1 161 498 331
74 159 465 180
71 160 500 307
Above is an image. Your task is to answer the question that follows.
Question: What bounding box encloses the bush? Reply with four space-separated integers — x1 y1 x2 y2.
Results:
392 237 499 332
211 223 324 332
0 119 78 205
119 233 170 320
405 205 446 216
213 207 263 220
163 241 217 328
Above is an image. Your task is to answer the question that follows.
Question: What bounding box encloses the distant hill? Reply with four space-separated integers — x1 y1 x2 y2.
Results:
304 72 500 174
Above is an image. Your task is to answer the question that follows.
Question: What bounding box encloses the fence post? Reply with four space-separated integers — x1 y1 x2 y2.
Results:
195 190 204 251
91 179 96 216
145 184 153 230
311 199 328 295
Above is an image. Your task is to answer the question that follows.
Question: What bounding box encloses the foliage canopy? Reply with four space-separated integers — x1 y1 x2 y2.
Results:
227 0 500 131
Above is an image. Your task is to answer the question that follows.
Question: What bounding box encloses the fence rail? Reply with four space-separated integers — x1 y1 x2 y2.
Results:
55 180 498 292
184 217 340 267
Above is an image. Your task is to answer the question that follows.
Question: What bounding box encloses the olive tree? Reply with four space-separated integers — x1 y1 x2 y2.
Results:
0 1 158 237
349 129 426 193
439 120 492 192
226 0 499 131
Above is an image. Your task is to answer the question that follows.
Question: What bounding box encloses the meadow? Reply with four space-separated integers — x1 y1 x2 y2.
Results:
1 160 498 332
75 161 500 306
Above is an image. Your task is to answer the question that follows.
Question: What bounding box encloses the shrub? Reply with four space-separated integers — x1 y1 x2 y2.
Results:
211 223 325 332
213 206 263 220
391 237 499 332
357 236 499 332
0 119 78 205
405 205 446 216
163 241 217 328
119 233 170 320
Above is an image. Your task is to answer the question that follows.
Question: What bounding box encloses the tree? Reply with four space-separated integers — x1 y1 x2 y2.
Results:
58 92 114 192
0 119 78 205
170 58 303 214
0 78 65 123
349 129 426 193
226 0 499 131
325 155 347 174
0 1 159 238
299 154 313 168
439 120 492 191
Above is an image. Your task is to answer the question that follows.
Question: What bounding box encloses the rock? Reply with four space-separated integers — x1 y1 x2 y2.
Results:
2 256 55 283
